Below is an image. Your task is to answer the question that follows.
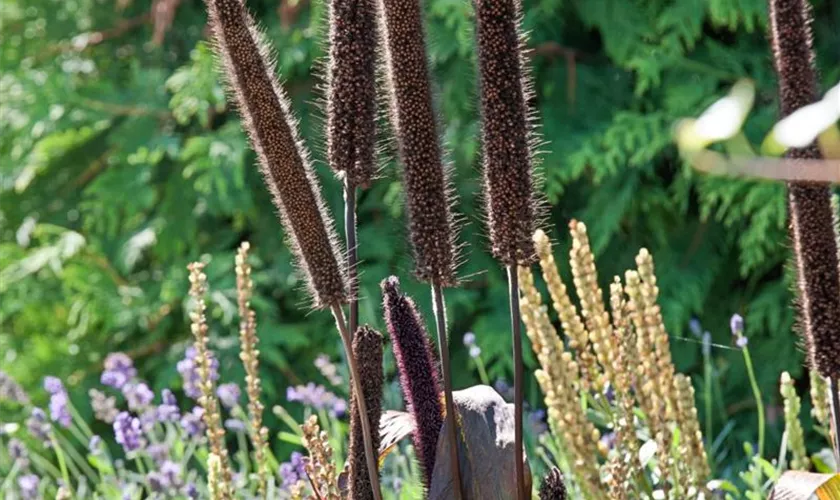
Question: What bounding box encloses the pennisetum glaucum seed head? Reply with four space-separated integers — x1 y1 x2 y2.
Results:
474 0 537 266
769 0 840 379
381 276 443 487
326 0 377 188
538 468 567 500
205 0 348 309
348 325 384 500
378 0 459 287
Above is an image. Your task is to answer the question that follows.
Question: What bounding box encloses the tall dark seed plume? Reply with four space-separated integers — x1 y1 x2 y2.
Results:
381 277 444 487
326 0 377 188
538 468 567 500
378 0 458 286
474 0 537 265
769 0 840 378
205 0 348 308
348 325 384 500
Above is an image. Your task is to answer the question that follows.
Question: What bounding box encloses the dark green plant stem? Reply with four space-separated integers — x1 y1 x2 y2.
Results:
431 282 464 499
345 178 358 338
331 305 382 500
830 377 840 466
507 264 525 500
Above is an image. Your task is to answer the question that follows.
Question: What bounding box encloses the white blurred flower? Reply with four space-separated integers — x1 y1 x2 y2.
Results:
769 81 840 149
677 79 755 152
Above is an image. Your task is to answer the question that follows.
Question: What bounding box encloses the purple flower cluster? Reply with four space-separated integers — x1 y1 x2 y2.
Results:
286 382 347 417
26 408 50 443
216 383 240 409
18 474 40 499
101 353 137 389
156 389 180 422
463 331 481 359
113 411 145 453
730 313 748 349
180 406 205 438
89 389 119 423
147 460 182 493
279 451 307 489
314 354 343 386
177 346 218 399
123 382 154 411
44 376 71 428
0 370 30 404
8 438 29 468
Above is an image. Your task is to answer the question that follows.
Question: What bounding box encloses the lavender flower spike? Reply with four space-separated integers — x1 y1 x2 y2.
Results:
381 277 443 487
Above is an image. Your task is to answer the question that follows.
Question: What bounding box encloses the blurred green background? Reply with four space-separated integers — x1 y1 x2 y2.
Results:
1 0 839 476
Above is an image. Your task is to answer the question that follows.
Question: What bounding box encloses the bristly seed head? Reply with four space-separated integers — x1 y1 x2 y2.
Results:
326 0 377 188
348 325 384 500
381 276 443 487
205 0 348 309
538 467 567 500
378 0 459 286
474 0 537 266
769 0 840 378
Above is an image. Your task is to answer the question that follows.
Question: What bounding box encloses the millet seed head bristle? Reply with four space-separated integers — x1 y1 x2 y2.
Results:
768 0 840 378
378 0 459 286
538 467 567 500
205 0 348 309
381 276 443 487
474 0 538 265
348 325 384 500
326 0 378 188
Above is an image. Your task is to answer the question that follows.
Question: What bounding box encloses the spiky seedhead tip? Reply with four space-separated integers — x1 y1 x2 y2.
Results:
474 0 537 265
381 276 443 487
769 0 819 118
379 0 458 286
205 0 348 308
768 0 840 378
538 468 567 500
326 0 377 188
348 325 384 500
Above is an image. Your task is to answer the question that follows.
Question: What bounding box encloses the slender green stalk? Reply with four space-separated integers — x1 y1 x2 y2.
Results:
742 346 765 458
702 340 713 459
474 355 490 386
50 432 71 492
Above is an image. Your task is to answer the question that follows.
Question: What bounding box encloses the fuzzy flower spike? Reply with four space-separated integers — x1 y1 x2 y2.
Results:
205 0 347 310
381 276 444 489
768 0 840 461
378 0 463 489
473 0 539 496
204 0 381 494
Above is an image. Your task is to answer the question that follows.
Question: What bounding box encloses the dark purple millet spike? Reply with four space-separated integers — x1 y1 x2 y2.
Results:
538 468 567 500
378 0 459 286
474 0 537 266
381 276 443 487
326 0 377 188
205 0 348 309
348 325 384 500
769 0 840 378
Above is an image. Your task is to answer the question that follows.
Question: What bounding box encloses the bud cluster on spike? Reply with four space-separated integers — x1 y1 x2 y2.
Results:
474 0 537 265
769 0 840 379
326 0 377 187
205 0 348 309
348 326 384 500
381 277 443 487
378 0 458 286
538 468 567 500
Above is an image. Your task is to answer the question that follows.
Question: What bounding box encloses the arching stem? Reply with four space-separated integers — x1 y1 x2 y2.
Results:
507 264 526 500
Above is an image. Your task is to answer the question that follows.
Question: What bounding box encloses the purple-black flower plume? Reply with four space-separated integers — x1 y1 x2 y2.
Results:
381 276 443 487
769 0 840 378
348 325 384 500
204 0 348 308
